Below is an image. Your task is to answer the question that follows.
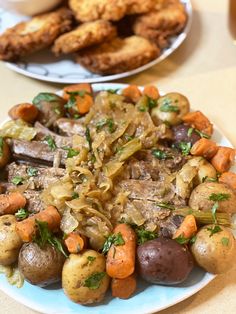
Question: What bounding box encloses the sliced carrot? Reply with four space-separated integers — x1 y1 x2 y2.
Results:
182 111 213 136
15 205 61 242
111 273 137 299
190 138 218 159
65 232 85 253
75 93 94 114
211 146 236 173
219 172 236 190
8 103 39 123
0 192 26 216
106 223 136 279
143 85 160 100
63 83 92 101
122 85 142 103
173 215 197 240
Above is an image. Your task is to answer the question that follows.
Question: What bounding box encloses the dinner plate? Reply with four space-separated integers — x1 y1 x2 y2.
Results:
1 82 235 314
0 0 192 84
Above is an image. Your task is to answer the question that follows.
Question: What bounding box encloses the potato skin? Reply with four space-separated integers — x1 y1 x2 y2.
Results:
191 225 236 274
137 238 194 285
0 215 22 266
18 243 65 287
0 139 11 169
62 250 110 304
189 182 236 214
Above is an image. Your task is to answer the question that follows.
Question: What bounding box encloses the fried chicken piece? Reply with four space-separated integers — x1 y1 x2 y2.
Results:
52 20 117 56
69 0 128 22
0 8 74 61
126 0 156 15
76 36 160 75
133 0 187 48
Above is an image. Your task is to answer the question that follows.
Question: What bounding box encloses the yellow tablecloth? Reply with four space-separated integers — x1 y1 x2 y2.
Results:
0 0 236 313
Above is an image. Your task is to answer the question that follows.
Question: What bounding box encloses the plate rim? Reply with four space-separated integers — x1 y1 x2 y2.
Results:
2 0 192 84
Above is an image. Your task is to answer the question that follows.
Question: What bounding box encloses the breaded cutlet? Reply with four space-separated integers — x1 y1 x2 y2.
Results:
76 35 160 75
0 8 74 61
52 20 117 56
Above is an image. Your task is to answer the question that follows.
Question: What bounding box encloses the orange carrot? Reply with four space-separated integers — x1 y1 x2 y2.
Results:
15 206 61 242
173 215 197 240
143 85 160 100
63 83 92 101
111 273 137 299
0 192 26 216
211 146 236 173
75 93 94 114
65 232 85 253
219 172 236 190
8 103 38 123
122 85 142 103
106 223 136 279
182 111 213 136
190 138 218 159
0 138 10 169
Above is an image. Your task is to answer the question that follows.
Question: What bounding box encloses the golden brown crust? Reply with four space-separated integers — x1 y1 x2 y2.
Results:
126 0 156 15
52 20 117 55
0 8 74 61
69 0 128 22
133 1 187 48
76 36 160 75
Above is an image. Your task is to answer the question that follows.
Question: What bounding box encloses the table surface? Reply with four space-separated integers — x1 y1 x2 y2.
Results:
0 0 236 313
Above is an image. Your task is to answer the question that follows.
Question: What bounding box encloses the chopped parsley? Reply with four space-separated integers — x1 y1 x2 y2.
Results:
175 234 189 245
221 237 229 246
63 147 80 158
138 106 147 112
11 176 24 185
72 192 79 199
106 89 119 94
159 98 179 112
194 129 210 139
156 203 175 210
207 225 222 237
85 127 92 150
66 90 91 98
65 95 77 109
187 128 194 137
152 149 173 160
147 96 157 109
15 208 29 220
96 118 116 133
87 256 96 263
34 220 68 257
102 232 125 254
44 135 57 151
135 228 157 245
27 167 38 177
0 137 4 157
178 142 191 156
202 176 218 183
32 93 59 107
189 235 197 244
209 193 231 202
83 272 105 290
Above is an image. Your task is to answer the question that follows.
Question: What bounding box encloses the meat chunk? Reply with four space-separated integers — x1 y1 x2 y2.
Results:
24 190 45 213
55 118 85 136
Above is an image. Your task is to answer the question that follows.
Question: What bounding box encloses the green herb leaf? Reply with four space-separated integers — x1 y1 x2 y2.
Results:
147 96 157 109
85 127 92 150
189 235 197 244
221 237 229 246
106 89 119 94
11 176 24 185
54 107 61 115
66 90 92 98
207 225 222 237
102 232 125 254
152 149 172 160
32 93 59 107
87 256 96 262
72 192 79 199
136 228 157 245
15 208 29 220
44 135 57 151
124 134 134 142
209 193 231 202
106 118 116 133
62 147 80 158
211 202 219 224
202 176 218 183
187 128 194 137
0 137 4 157
178 142 191 156
138 106 147 112
160 99 179 112
156 203 175 210
194 129 210 139
65 95 77 109
27 167 38 177
83 272 105 290
34 220 68 258
175 234 189 245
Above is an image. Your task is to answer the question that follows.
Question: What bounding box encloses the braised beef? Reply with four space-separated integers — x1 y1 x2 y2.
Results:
55 118 85 136
23 190 45 213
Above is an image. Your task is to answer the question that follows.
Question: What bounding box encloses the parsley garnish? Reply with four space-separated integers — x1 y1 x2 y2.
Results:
27 167 38 177
209 193 231 202
11 176 24 185
44 135 57 151
147 96 157 109
178 142 191 156
102 232 125 254
15 208 29 220
152 149 173 160
96 118 116 133
189 235 197 244
194 129 210 139
0 137 4 157
135 228 157 245
62 147 80 158
107 89 119 94
138 106 147 112
156 203 175 210
66 90 91 98
83 272 105 290
175 234 189 245
221 237 229 246
159 98 179 112
32 93 59 107
72 192 79 199
34 220 68 257
85 127 92 150
207 225 222 237
87 256 96 263
202 176 218 183
65 95 77 109
187 128 194 137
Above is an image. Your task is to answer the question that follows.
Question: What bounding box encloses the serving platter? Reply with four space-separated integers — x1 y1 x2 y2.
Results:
1 82 235 313
0 0 192 84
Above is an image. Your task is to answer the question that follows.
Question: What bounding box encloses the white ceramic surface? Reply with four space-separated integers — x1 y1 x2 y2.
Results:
0 0 192 84
1 82 235 314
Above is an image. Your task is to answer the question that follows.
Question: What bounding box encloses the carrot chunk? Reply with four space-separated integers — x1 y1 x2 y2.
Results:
219 172 236 190
65 232 85 253
143 85 160 100
8 103 38 123
182 111 213 136
173 215 197 240
111 274 137 299
122 85 142 103
211 146 235 173
190 138 218 159
0 192 26 215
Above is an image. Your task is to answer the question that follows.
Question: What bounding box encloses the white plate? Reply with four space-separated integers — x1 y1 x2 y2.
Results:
0 1 192 84
1 82 235 314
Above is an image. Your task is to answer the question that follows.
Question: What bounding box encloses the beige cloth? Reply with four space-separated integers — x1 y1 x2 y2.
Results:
0 0 236 313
